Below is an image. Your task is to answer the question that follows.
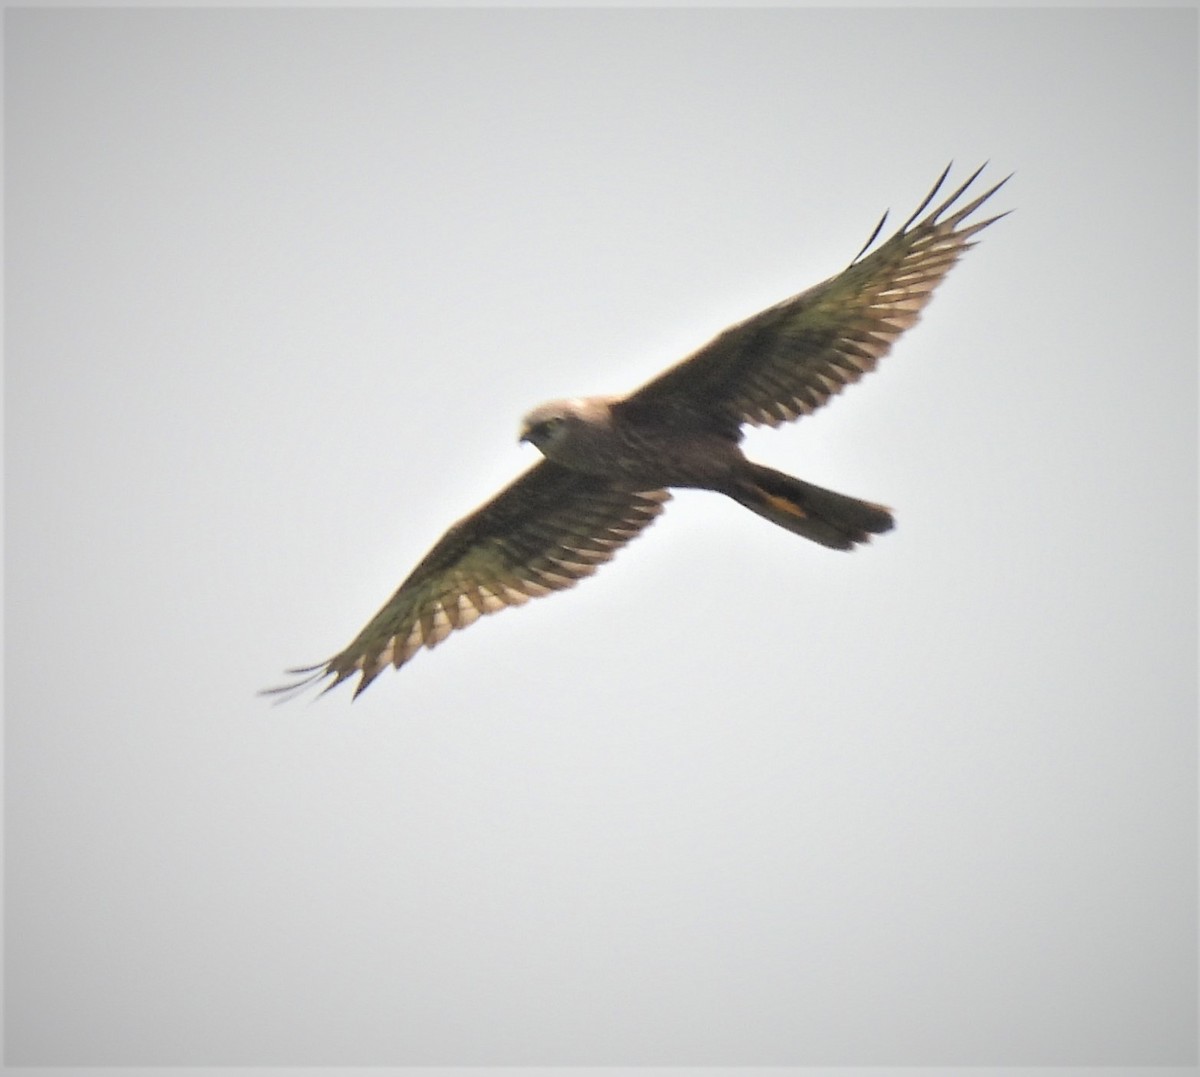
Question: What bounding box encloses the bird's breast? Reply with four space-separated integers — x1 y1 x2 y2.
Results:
597 422 742 489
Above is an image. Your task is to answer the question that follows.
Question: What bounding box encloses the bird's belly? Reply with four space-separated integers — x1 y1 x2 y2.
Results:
603 430 741 489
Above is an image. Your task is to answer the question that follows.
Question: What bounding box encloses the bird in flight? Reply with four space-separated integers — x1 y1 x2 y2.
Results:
267 164 1010 700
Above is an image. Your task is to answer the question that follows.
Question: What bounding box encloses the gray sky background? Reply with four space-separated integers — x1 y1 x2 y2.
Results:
5 6 1197 1074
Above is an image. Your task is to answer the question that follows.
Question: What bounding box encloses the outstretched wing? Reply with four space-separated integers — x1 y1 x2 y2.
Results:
264 461 669 700
622 164 1010 429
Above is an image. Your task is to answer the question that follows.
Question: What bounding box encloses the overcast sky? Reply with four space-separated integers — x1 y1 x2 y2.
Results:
6 7 1196 1076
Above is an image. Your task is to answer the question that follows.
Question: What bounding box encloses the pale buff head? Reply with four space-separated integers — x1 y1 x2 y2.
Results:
518 397 613 459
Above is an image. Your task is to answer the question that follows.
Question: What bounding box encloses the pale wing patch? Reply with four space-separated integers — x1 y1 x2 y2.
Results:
737 169 1009 428
626 164 1009 431
264 477 670 701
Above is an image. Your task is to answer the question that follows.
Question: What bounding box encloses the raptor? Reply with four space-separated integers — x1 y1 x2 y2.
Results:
267 164 1010 699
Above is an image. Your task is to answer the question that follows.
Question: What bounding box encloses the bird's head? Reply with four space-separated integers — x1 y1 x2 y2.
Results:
519 397 611 459
519 400 572 452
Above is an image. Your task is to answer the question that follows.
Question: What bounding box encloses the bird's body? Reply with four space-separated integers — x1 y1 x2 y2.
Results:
521 397 741 489
267 164 1011 700
521 395 894 547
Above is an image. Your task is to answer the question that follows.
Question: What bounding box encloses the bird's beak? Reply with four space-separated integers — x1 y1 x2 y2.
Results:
518 423 532 444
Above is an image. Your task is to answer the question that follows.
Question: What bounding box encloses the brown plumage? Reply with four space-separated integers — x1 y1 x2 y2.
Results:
266 164 1010 699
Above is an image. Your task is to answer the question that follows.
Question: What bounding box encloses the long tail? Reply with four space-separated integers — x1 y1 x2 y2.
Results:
726 463 894 550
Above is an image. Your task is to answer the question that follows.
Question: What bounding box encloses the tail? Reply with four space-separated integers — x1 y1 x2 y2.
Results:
726 463 894 550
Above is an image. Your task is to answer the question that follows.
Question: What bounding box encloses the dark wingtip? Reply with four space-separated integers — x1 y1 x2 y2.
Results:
853 161 1012 264
258 663 333 705
899 161 954 232
349 668 381 700
851 209 890 265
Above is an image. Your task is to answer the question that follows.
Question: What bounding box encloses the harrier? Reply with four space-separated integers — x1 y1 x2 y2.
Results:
268 164 1009 699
